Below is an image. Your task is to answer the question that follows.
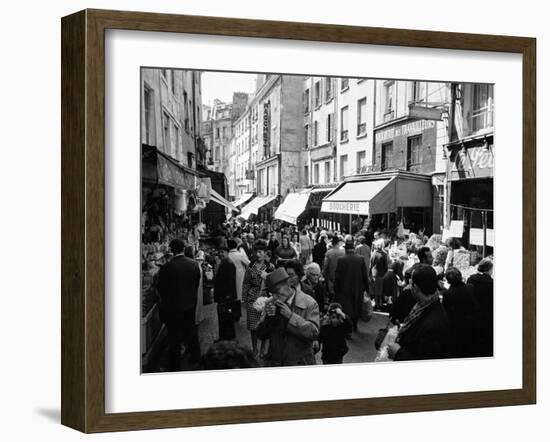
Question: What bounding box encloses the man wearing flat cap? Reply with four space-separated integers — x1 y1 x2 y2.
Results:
256 268 320 367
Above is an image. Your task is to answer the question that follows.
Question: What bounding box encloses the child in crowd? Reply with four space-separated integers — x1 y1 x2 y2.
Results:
319 303 353 364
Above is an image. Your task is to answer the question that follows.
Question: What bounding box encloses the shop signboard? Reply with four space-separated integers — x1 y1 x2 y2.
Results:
470 228 495 247
375 119 436 143
321 200 369 215
157 155 196 189
408 103 444 121
263 100 271 158
449 145 494 181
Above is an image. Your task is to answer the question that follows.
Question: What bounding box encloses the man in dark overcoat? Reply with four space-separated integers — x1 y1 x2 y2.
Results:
157 238 201 371
213 246 238 341
334 238 369 331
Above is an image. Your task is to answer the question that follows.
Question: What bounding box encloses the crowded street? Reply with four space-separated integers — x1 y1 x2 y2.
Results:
140 69 494 373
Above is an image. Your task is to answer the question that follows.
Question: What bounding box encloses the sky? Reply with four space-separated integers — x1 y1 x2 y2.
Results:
200 71 257 107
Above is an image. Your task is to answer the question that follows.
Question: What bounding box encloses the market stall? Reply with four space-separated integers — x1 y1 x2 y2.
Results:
320 170 433 234
141 144 204 369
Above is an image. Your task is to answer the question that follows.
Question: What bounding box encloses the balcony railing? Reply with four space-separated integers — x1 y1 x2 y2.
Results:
340 130 349 142
357 123 366 136
383 110 395 122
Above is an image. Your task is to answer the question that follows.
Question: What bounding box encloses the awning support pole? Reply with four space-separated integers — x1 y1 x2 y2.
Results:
482 210 487 257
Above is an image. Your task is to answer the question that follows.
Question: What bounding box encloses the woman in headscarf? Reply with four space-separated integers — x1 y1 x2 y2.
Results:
242 241 271 356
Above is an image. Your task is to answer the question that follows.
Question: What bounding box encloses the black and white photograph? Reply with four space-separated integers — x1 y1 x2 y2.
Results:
140 68 495 373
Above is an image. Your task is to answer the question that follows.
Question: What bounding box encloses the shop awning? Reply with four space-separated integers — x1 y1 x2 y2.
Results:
321 171 432 215
239 195 278 219
209 189 237 212
274 190 311 225
142 144 197 189
233 193 254 208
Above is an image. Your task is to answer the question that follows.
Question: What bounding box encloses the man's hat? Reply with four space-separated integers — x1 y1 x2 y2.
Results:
265 268 290 291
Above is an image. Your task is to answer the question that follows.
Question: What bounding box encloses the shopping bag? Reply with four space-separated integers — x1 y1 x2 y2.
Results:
360 292 373 322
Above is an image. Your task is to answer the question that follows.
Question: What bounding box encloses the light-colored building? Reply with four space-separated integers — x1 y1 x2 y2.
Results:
232 109 253 198
372 79 450 232
211 100 233 176
335 77 376 180
141 68 202 167
251 74 304 197
303 76 337 187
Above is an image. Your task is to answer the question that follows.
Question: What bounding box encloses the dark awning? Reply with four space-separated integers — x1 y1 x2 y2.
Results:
142 144 197 189
321 170 432 215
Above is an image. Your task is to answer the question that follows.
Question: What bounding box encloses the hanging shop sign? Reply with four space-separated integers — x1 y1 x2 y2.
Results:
156 154 196 189
196 177 212 202
449 145 494 181
263 100 271 158
408 103 445 121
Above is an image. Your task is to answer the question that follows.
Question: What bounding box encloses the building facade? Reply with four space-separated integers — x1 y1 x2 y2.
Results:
335 78 376 180
251 75 304 197
231 109 253 198
446 83 494 250
141 68 202 166
372 80 450 232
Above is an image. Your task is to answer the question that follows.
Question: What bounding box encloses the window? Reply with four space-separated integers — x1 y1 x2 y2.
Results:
163 112 171 154
472 84 494 132
340 155 348 179
325 77 332 101
412 81 427 103
324 161 331 183
381 142 393 171
340 78 349 91
407 135 422 170
222 126 227 140
304 124 310 149
304 165 309 186
187 152 194 167
143 86 154 144
314 120 319 146
327 113 333 142
314 163 320 184
356 151 366 173
314 81 321 108
173 125 180 159
183 92 189 132
304 88 310 113
216 127 220 139
357 98 367 136
384 81 394 115
340 106 349 142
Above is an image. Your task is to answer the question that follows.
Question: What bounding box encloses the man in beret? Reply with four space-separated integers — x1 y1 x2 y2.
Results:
256 268 320 367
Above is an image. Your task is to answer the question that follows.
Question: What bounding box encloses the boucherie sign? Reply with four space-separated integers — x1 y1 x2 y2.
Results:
450 145 494 180
321 200 370 215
